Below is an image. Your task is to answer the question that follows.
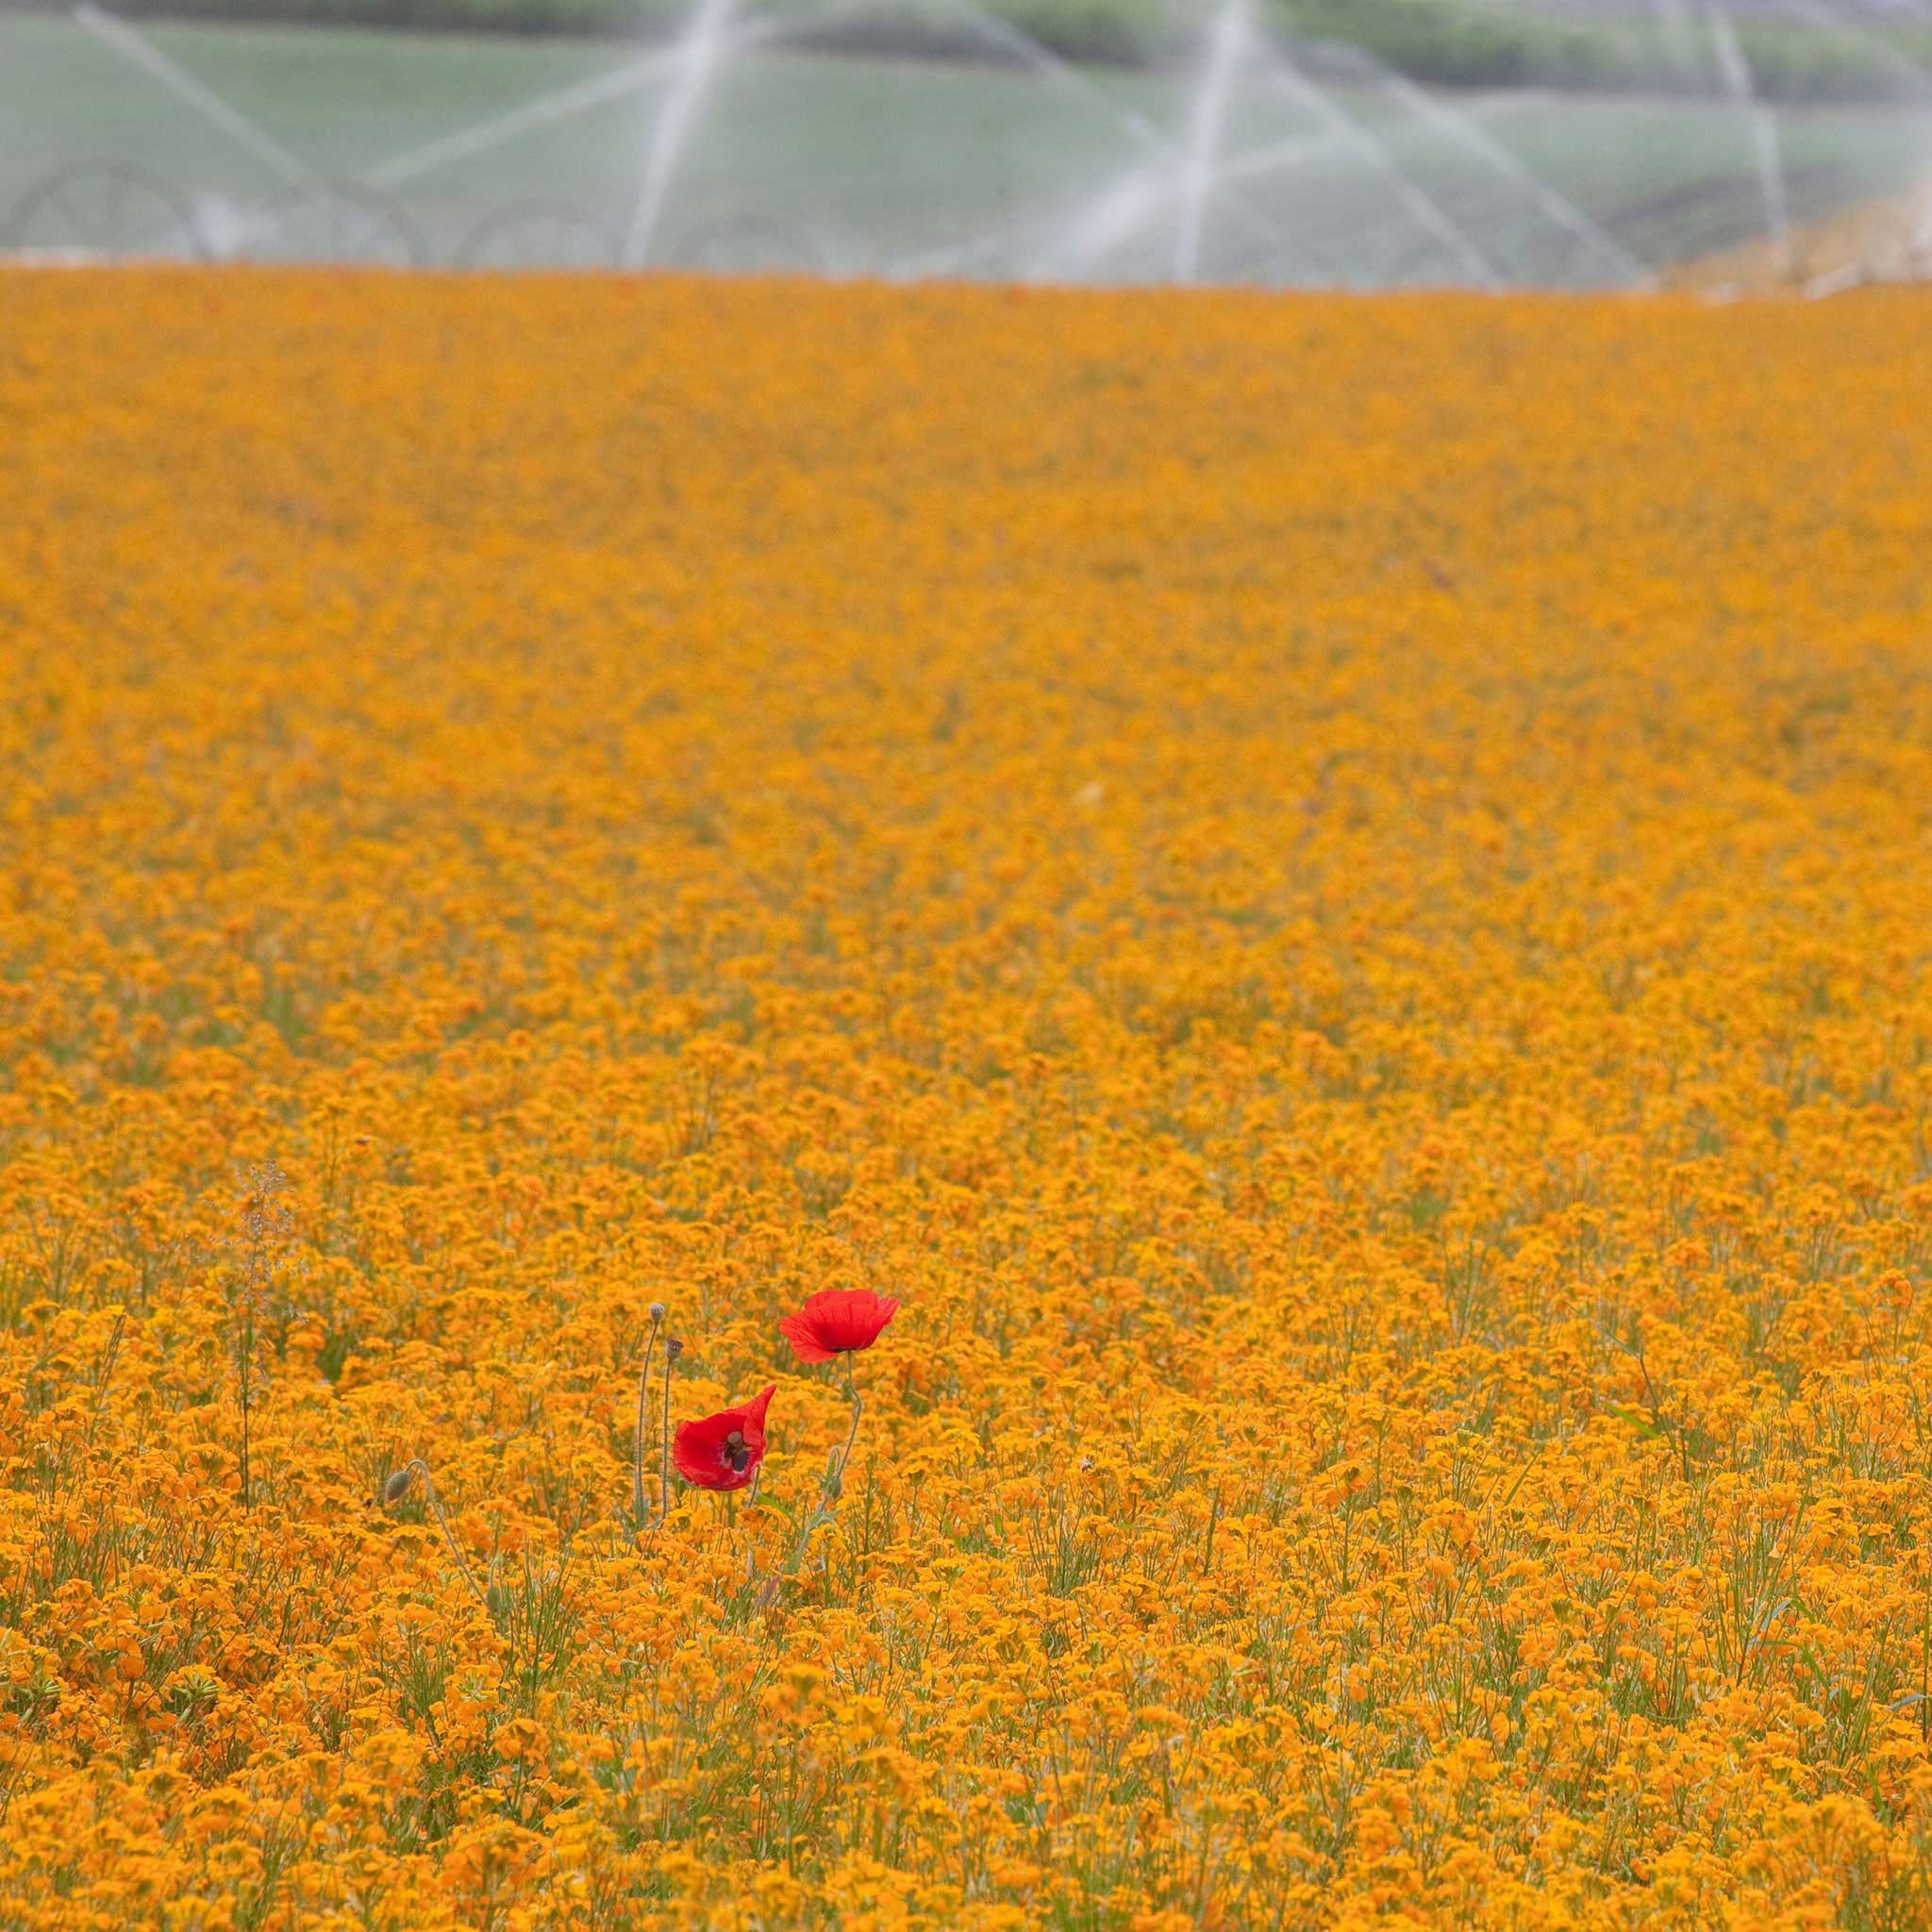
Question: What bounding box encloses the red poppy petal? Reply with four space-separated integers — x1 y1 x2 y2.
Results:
778 1310 840 1363
671 1392 773 1492
828 1290 897 1352
779 1290 900 1360
671 1419 736 1490
741 1384 776 1441
814 1296 866 1351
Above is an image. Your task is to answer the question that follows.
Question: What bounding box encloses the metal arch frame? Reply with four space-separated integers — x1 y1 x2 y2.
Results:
671 214 833 275
238 181 427 268
453 200 624 272
5 157 207 262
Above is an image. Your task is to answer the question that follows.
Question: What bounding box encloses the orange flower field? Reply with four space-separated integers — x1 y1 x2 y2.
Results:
3 272 1932 1930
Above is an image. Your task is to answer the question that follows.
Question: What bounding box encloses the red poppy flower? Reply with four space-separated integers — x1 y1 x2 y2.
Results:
778 1289 900 1364
671 1385 774 1492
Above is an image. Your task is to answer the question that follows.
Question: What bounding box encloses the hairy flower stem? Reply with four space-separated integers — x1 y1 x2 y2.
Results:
391 1458 490 1613
631 1307 662 1530
654 1339 679 1529
828 1352 866 1496
232 1159 291 1512
833 1389 864 1499
783 1359 867 1576
236 1299 254 1512
783 1501 831 1578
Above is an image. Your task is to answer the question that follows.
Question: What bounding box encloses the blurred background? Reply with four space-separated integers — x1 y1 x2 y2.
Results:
3 0 1929 290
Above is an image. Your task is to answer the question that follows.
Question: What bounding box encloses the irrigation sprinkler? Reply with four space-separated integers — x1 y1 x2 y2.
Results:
456 201 623 271
240 183 425 266
6 158 204 261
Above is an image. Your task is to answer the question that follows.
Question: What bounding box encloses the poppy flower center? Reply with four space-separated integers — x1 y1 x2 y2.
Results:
724 1429 749 1474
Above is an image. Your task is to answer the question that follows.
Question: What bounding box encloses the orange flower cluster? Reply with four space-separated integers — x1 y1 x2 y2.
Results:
0 270 1930 1929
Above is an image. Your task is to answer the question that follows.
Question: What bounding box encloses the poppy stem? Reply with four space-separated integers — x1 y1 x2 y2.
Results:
778 1372 865 1578
655 1336 678 1529
631 1306 662 1532
831 1357 864 1498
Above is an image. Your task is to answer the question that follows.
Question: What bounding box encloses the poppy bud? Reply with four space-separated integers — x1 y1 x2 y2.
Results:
666 1337 684 1361
383 1467 415 1505
648 1302 666 1322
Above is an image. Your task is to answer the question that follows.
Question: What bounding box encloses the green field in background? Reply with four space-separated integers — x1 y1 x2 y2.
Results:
2 10 1926 277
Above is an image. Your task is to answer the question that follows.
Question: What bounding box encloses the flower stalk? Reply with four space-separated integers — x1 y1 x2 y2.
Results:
384 1457 490 1613
829 1352 863 1501
632 1302 664 1530
658 1335 682 1526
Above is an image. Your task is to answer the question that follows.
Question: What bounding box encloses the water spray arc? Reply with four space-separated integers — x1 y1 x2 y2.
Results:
1258 48 1501 288
924 0 1307 281
1704 2 1790 273
940 0 1174 159
14 0 1924 288
623 0 735 270
74 3 308 186
1651 0 1704 67
366 45 690 191
1348 53 1652 288
1777 0 1932 270
1174 0 1246 284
